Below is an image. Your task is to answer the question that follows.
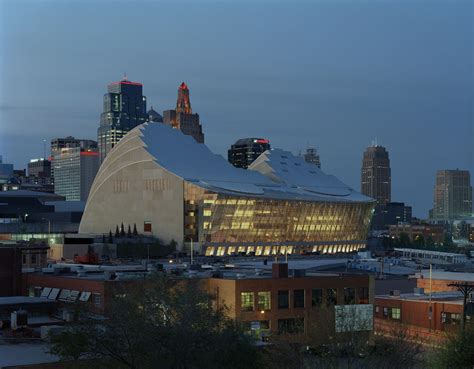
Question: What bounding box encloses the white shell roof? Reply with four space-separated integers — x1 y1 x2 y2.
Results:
139 123 373 203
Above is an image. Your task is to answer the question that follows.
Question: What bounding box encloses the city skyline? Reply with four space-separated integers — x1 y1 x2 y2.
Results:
1 0 472 218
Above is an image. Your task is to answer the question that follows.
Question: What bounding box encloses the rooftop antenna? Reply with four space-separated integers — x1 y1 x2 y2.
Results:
123 72 128 81
43 139 46 160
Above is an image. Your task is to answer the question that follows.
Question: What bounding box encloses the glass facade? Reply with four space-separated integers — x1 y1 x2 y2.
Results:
184 182 373 256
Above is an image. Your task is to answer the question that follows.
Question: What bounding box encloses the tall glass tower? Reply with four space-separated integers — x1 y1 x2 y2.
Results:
98 76 147 163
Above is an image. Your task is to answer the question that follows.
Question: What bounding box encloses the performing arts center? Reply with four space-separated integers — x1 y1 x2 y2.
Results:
79 123 375 256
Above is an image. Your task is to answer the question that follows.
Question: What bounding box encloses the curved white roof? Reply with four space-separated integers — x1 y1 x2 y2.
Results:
134 123 372 203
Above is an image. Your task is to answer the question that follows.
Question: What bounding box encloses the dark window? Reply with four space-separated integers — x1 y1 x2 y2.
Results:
312 289 323 306
327 288 337 306
358 287 369 304
293 289 305 308
278 318 304 334
278 290 289 309
144 221 152 232
344 287 356 304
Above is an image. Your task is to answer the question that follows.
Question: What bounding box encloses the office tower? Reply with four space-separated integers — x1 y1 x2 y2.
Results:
431 170 472 220
28 159 51 178
361 145 391 205
51 137 97 157
228 138 271 169
54 143 99 201
163 82 204 143
50 137 97 181
97 76 148 162
302 148 321 168
0 156 14 181
147 106 163 123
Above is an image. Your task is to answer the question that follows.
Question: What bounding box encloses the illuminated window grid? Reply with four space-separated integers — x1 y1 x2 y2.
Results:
184 183 372 249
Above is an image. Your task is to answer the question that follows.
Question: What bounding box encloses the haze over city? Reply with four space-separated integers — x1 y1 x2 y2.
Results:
1 0 472 217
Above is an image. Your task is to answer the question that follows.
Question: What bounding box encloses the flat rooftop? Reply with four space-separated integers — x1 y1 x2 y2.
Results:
0 296 56 307
415 271 474 282
377 291 464 304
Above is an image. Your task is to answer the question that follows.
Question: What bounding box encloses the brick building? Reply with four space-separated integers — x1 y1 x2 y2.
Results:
207 263 374 339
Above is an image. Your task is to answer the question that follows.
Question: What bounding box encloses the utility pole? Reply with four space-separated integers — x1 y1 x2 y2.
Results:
448 282 474 332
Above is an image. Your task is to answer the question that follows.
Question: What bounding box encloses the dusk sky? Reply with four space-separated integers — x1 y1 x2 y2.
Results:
0 0 472 217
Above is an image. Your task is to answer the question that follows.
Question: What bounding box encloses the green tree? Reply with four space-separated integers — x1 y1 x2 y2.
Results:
127 225 132 238
50 275 261 369
115 225 120 238
108 230 113 244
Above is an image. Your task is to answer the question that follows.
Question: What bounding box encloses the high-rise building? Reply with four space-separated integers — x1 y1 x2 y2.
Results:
28 158 51 178
97 76 148 162
54 143 99 201
51 137 97 157
228 138 271 169
371 202 412 230
361 145 391 205
50 137 97 181
0 156 14 182
163 82 204 143
431 170 472 220
147 106 163 123
302 148 321 168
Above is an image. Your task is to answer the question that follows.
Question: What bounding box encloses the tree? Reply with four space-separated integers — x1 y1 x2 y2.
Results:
413 234 425 248
132 224 138 236
398 232 411 247
430 326 474 369
127 225 132 238
108 230 113 244
115 225 120 238
49 275 261 369
425 236 435 249
120 223 126 237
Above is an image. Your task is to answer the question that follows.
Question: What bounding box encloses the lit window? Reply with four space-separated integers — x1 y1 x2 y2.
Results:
391 308 401 320
257 291 271 311
203 209 212 216
241 292 254 311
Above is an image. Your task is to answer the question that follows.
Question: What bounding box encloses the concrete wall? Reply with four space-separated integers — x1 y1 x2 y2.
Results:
79 129 184 247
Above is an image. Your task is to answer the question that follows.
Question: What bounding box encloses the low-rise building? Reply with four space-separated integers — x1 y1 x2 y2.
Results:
208 263 374 340
375 290 470 344
389 223 445 244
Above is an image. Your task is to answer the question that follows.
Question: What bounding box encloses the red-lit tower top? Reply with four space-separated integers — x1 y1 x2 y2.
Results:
176 82 192 114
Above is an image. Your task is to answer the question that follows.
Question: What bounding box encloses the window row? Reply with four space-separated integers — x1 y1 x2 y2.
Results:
241 287 369 311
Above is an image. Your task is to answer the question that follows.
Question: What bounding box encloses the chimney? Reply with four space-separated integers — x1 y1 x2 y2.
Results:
272 263 288 278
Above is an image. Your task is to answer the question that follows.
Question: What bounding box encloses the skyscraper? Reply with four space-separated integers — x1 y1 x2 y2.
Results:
228 138 271 169
361 145 391 205
98 76 148 162
163 82 204 143
431 170 472 220
54 143 99 201
302 148 321 168
147 106 163 123
50 136 97 181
